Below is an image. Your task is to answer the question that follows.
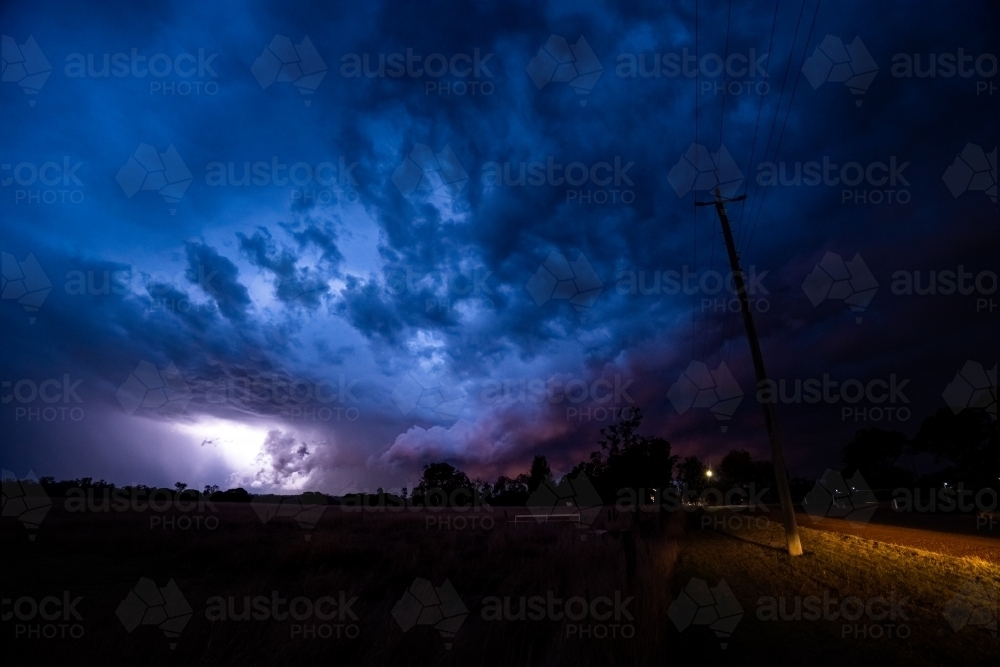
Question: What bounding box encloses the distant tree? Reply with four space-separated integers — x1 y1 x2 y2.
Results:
300 491 328 505
210 487 251 503
400 487 408 500
719 450 756 486
910 407 998 488
174 482 188 492
570 408 678 502
708 451 780 503
527 455 552 494
471 477 493 502
753 459 777 496
489 475 529 506
413 462 473 506
204 484 220 496
677 456 707 492
841 428 912 488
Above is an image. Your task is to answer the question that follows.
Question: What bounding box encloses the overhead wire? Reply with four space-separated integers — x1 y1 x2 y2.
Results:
742 0 822 259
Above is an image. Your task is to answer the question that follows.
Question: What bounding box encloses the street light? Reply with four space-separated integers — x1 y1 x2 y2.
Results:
705 469 713 479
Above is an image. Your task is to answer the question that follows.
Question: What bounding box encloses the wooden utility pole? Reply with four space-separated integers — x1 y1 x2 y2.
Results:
697 188 803 557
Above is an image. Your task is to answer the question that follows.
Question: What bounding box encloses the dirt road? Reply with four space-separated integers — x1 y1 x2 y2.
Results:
790 508 999 562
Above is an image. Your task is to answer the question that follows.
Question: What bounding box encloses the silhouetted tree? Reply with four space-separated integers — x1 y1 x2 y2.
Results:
527 455 552 493
841 428 913 488
489 475 529 505
911 407 998 488
676 456 707 492
719 450 756 486
569 408 678 502
413 462 474 506
209 487 251 503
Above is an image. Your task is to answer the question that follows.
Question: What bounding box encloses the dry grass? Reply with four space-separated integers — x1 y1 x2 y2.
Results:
7 502 994 665
3 503 681 666
672 513 999 667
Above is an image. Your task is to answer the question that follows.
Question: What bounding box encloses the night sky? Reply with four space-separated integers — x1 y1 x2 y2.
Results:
2 0 996 495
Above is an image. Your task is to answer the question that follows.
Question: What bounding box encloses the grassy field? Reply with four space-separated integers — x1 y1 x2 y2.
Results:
2 502 680 666
671 512 999 666
3 502 996 666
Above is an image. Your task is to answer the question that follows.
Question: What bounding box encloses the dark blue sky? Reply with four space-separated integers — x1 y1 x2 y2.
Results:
2 0 996 494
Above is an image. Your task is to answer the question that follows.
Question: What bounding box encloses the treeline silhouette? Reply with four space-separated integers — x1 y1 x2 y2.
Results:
27 405 996 506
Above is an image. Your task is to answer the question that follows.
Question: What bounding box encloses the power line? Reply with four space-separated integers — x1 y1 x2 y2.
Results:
739 0 810 253
720 0 781 368
736 0 782 233
690 0 700 362
742 0 821 258
706 0 734 363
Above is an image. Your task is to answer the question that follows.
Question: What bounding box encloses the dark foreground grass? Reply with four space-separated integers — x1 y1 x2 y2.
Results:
6 503 994 666
2 502 681 666
671 512 999 667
